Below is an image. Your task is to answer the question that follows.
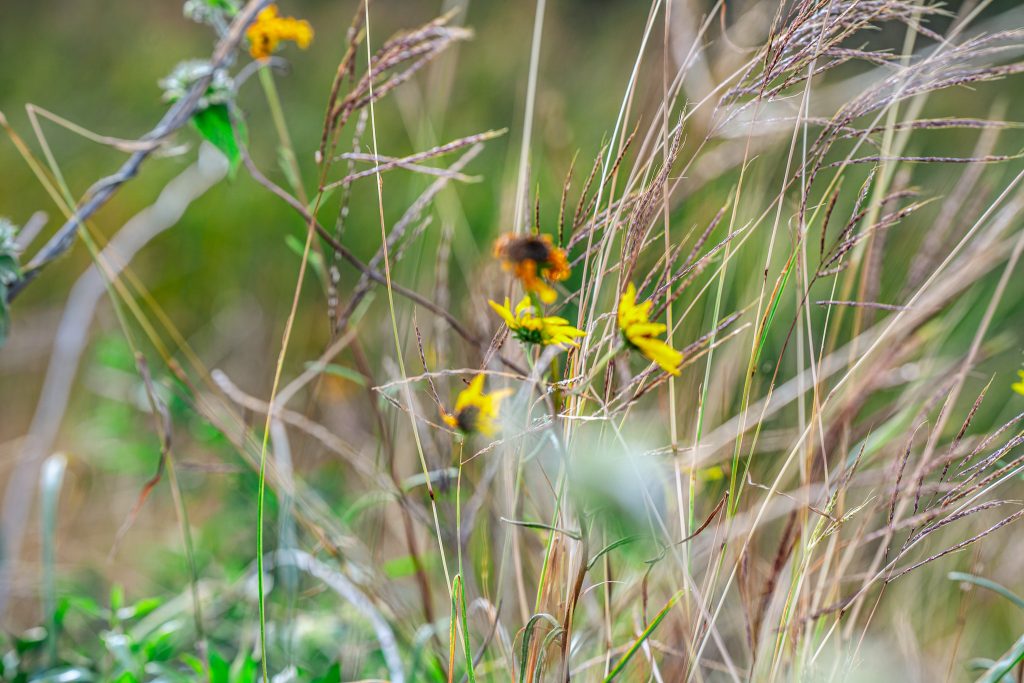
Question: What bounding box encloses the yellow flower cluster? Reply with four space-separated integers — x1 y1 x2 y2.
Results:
1013 370 1024 396
617 283 683 376
246 5 314 60
488 296 586 348
441 375 511 437
443 236 686 437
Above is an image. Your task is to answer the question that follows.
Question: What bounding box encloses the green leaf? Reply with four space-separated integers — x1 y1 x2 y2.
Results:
977 632 1024 683
228 650 256 683
64 593 108 622
604 590 684 681
313 363 368 388
208 650 229 683
179 653 204 675
125 597 163 621
109 585 125 614
312 663 341 683
519 614 560 683
284 234 325 283
191 104 244 176
949 572 1024 610
0 254 20 282
140 621 181 663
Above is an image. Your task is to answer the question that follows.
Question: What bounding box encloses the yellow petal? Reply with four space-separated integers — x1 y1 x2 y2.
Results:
455 374 485 412
488 299 517 328
535 282 558 304
617 283 637 328
515 296 533 318
632 337 683 375
625 322 666 338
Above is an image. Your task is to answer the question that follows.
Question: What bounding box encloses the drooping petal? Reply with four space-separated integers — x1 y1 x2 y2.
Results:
489 299 518 328
632 337 683 375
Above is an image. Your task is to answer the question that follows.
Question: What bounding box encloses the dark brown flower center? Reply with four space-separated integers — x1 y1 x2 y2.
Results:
456 406 480 433
502 236 552 264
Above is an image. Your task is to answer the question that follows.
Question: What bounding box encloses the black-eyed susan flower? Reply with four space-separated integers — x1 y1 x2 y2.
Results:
440 375 512 436
493 233 571 304
246 4 314 60
617 282 683 376
1013 370 1024 396
488 296 586 348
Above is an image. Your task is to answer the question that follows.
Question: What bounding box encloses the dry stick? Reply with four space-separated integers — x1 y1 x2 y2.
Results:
4 0 269 303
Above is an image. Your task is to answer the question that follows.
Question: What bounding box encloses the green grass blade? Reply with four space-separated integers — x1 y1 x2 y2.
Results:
604 590 683 681
977 632 1024 683
519 613 561 683
949 572 1024 611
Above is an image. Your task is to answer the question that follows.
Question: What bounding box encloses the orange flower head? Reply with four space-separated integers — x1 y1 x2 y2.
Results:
246 4 314 60
493 233 570 304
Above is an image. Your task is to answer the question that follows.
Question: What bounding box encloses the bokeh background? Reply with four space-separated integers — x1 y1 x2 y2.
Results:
0 0 665 631
1 0 1024 678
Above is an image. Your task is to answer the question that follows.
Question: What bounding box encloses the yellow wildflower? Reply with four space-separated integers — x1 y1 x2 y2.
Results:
493 233 571 304
617 282 683 376
488 297 586 348
246 4 314 60
440 375 512 436
1013 370 1024 396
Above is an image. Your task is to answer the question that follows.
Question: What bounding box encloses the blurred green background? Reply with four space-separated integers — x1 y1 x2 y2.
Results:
1 1 1023 678
0 0 661 630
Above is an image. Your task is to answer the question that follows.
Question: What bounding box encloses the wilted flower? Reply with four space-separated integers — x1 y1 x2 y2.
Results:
493 233 570 304
246 4 314 60
159 60 234 110
488 296 585 348
617 282 682 376
440 375 512 436
1013 370 1024 396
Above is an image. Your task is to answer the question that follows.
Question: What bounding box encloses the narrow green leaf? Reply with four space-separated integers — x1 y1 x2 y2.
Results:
452 575 477 683
977 632 1024 683
604 591 683 681
532 627 565 683
949 572 1024 611
312 362 368 388
285 234 325 283
587 535 642 571
519 614 560 683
